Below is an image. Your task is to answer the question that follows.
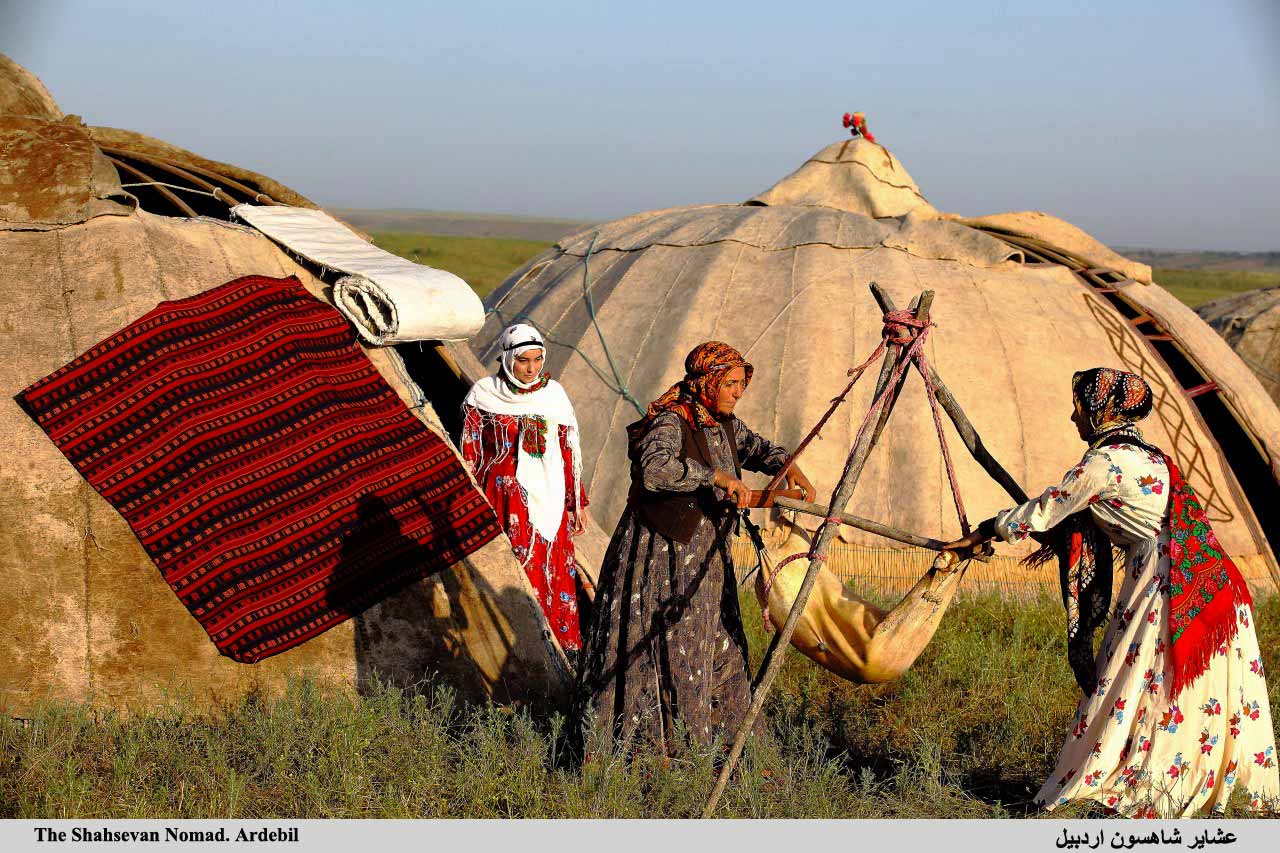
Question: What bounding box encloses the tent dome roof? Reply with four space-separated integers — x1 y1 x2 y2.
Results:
0 53 62 120
1198 286 1280 406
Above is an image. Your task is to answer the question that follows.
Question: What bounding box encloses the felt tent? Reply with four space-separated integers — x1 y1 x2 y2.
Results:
1197 287 1280 409
473 137 1280 603
0 55 590 717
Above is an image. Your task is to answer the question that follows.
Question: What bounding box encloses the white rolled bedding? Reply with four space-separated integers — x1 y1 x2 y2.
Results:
233 204 485 344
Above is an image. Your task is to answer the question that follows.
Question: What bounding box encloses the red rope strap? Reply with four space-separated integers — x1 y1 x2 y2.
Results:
911 323 970 536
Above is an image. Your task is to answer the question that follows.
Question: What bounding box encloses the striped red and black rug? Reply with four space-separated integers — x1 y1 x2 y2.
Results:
17 275 500 663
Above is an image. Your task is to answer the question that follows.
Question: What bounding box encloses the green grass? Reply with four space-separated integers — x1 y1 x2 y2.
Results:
4 594 1276 819
1154 268 1280 309
370 232 552 298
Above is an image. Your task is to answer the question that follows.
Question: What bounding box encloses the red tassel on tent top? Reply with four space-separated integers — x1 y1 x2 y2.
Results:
841 111 876 144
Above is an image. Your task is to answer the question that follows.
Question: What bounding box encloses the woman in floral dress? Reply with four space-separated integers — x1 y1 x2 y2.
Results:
462 324 588 659
947 367 1278 816
576 341 813 754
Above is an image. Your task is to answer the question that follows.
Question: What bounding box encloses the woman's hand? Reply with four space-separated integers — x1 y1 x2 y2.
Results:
713 469 751 509
785 465 817 503
571 510 586 537
942 529 991 552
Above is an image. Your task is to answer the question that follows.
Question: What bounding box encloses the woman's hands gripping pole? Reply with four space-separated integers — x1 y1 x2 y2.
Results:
714 464 815 510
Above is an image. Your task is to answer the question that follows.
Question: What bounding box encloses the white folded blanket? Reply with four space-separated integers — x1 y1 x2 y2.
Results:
232 204 485 344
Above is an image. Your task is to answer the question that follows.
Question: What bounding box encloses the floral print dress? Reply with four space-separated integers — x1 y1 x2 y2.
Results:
461 405 587 651
576 412 789 753
993 442 1279 816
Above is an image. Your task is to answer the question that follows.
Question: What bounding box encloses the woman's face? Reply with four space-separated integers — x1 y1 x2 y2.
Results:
1070 399 1090 440
511 348 544 384
713 366 747 417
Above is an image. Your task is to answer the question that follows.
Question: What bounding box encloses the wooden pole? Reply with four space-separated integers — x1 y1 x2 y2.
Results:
770 496 948 551
105 156 199 218
772 495 992 562
924 366 1029 504
702 288 933 818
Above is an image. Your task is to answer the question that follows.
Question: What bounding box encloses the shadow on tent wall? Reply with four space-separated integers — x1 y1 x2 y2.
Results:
341 492 487 704
348 341 578 708
352 343 475 698
346 489 570 709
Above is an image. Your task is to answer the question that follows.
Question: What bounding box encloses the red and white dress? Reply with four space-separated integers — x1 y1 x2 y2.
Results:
462 374 587 651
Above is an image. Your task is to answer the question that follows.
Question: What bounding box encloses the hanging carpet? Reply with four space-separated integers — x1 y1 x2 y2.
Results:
16 274 500 663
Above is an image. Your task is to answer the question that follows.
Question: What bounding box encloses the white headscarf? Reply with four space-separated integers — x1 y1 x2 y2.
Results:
498 324 546 390
463 324 583 542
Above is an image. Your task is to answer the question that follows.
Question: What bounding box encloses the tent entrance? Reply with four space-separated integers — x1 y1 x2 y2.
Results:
395 342 472 443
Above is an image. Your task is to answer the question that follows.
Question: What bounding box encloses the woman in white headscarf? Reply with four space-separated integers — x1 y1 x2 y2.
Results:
462 324 588 659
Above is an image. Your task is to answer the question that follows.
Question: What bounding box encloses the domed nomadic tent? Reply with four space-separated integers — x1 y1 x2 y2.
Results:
473 136 1280 622
1198 287 1280 408
0 55 600 717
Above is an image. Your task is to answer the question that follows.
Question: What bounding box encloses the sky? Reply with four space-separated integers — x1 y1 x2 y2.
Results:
3 0 1278 251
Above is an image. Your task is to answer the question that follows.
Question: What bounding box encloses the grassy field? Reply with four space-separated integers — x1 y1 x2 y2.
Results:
367 231 1278 310
1127 250 1280 275
343 210 590 243
1153 268 1280 309
4 594 1275 819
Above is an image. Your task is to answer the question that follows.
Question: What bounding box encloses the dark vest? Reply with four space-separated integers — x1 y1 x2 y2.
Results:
626 415 741 544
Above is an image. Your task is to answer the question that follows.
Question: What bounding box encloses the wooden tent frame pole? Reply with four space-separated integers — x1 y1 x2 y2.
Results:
703 288 933 817
867 284 921 447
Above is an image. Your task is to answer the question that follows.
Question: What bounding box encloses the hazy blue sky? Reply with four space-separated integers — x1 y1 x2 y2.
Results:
4 0 1278 250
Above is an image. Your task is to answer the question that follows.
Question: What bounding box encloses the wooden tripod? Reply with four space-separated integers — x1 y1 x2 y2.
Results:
703 283 1030 817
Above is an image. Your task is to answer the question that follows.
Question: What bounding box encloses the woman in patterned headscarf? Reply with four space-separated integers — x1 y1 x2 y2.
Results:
576 341 813 755
945 368 1278 816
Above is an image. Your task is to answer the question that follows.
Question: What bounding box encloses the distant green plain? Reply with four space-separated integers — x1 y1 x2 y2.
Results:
371 231 1279 309
372 233 551 298
1153 268 1280 308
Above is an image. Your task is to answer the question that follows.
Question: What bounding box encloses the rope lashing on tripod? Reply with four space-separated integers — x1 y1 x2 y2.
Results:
877 310 971 535
757 307 971 629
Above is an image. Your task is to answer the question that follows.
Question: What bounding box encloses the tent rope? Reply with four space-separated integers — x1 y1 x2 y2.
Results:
578 233 645 416
487 232 645 417
758 521 837 630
